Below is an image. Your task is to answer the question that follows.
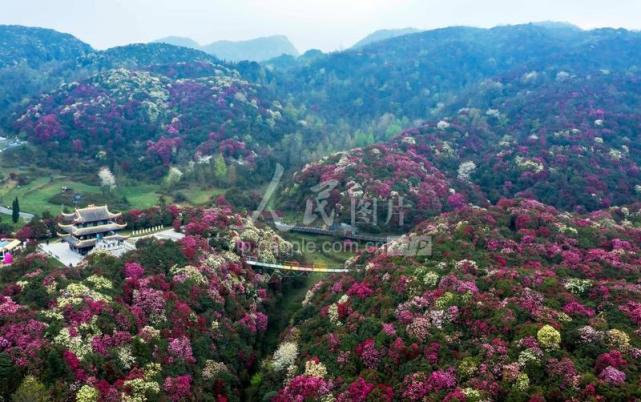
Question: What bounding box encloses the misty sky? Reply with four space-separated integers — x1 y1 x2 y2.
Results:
2 0 641 52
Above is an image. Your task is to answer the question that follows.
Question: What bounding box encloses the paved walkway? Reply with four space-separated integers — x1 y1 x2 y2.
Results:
129 229 186 242
0 206 34 222
39 241 83 267
39 229 186 267
153 229 186 241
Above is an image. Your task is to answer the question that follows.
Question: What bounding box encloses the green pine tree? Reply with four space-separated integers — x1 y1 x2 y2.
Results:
11 197 19 224
0 353 19 396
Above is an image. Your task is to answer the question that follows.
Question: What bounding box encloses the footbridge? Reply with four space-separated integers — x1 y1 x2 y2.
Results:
245 259 352 273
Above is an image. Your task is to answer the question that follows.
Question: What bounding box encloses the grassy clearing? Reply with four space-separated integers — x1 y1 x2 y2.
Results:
177 185 226 205
0 170 228 217
0 176 102 215
119 184 167 209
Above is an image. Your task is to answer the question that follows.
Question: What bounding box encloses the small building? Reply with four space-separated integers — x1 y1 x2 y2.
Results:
58 205 127 255
0 238 20 259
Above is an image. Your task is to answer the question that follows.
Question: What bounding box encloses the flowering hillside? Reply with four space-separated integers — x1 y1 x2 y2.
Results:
6 23 641 189
286 144 484 230
258 199 641 400
287 71 641 224
88 43 220 70
0 204 294 401
14 64 295 179
396 72 641 211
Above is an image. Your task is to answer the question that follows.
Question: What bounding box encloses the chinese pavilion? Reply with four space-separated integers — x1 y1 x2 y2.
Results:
58 205 127 255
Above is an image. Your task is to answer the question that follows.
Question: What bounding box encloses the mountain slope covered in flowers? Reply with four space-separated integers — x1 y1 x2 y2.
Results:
5 21 641 402
396 72 641 212
287 70 641 218
13 63 298 180
0 203 296 401
258 199 641 400
0 25 94 124
284 143 486 230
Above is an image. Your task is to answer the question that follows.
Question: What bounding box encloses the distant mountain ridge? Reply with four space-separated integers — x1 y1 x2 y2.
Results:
272 23 641 129
152 36 201 50
154 34 299 62
202 35 299 62
352 27 420 48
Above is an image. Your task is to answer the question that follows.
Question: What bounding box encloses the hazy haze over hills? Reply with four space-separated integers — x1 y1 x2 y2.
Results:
153 36 201 50
154 34 299 62
201 35 299 62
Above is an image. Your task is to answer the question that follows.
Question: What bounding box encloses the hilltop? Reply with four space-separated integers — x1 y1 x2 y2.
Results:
154 35 299 62
351 27 421 48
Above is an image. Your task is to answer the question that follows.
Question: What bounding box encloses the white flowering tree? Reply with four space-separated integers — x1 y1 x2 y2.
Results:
98 167 116 192
163 167 183 189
